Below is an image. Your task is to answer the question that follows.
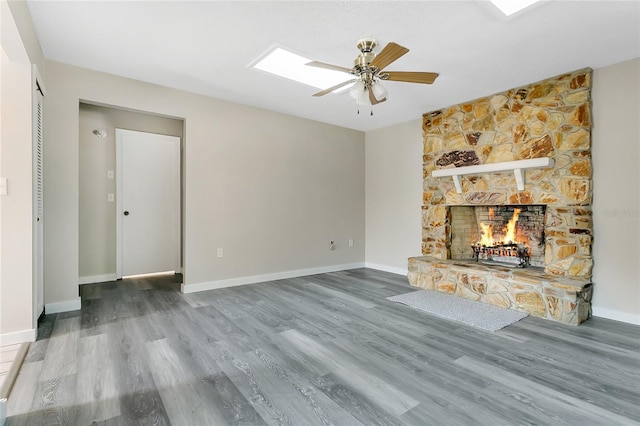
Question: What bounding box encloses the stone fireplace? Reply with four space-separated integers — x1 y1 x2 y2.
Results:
408 68 594 325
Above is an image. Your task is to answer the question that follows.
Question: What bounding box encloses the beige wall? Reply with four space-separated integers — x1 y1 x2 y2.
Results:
364 59 640 324
45 60 365 305
0 0 42 342
79 103 183 280
365 119 423 274
591 58 640 324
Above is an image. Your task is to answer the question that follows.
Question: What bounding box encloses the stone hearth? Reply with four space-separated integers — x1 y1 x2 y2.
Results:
408 257 592 325
412 68 593 325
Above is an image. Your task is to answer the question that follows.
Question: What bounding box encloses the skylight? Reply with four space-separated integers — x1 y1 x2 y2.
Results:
489 0 542 16
253 47 351 92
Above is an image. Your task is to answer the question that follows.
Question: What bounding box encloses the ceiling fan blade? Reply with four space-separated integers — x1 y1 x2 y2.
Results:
312 79 357 97
384 71 439 84
368 87 386 105
306 61 353 74
369 42 409 71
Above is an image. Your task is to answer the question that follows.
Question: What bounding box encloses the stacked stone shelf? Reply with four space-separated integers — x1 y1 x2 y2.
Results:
432 157 555 193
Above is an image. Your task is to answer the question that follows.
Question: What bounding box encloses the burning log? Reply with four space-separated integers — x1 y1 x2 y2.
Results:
472 242 530 268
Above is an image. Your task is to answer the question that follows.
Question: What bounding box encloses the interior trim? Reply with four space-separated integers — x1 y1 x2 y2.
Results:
181 262 366 293
45 297 81 315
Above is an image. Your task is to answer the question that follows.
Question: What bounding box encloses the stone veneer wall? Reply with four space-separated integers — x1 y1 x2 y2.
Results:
422 68 593 279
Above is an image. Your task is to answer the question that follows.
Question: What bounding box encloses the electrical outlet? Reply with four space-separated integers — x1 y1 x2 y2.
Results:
217 248 223 258
349 239 353 247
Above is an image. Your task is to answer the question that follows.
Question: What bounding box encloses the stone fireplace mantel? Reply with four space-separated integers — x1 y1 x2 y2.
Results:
432 157 555 193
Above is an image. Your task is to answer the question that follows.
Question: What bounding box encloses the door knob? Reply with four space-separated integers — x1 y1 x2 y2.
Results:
124 211 130 216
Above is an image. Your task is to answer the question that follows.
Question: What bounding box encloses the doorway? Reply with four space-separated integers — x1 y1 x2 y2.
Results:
78 103 184 284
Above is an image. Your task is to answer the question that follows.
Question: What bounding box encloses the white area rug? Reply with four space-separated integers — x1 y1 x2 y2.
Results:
387 290 528 332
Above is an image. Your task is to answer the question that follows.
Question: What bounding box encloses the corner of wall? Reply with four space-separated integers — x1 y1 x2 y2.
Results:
6 0 45 69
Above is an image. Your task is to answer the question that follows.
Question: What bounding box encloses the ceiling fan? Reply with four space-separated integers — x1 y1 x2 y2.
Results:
306 38 439 111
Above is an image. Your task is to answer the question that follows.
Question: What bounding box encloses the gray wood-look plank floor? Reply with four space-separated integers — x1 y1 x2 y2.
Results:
7 269 640 425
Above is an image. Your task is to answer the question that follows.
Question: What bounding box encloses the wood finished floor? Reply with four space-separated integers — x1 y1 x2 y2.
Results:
7 269 640 425
1 343 23 391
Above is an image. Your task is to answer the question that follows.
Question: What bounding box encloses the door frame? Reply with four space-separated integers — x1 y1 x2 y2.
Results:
115 128 181 279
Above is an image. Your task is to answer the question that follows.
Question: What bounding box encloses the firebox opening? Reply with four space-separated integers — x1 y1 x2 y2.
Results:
449 205 546 268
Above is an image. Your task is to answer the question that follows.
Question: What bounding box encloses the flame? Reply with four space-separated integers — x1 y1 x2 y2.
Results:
478 208 524 246
504 208 521 244
479 222 494 246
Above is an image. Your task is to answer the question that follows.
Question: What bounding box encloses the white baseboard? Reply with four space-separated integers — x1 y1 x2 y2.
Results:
182 262 365 294
45 297 81 315
592 307 640 325
1 398 6 426
78 274 116 285
0 329 36 346
364 262 408 276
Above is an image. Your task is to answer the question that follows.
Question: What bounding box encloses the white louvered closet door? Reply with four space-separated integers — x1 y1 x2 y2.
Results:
33 77 44 321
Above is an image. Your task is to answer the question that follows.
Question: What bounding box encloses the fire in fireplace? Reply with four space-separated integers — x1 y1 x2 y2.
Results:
450 205 546 268
472 207 531 267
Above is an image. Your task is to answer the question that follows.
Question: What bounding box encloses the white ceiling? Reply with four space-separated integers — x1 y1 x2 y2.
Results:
26 0 640 132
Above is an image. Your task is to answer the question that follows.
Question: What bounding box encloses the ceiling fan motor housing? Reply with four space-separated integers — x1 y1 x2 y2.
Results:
354 53 377 72
354 38 378 74
356 38 377 53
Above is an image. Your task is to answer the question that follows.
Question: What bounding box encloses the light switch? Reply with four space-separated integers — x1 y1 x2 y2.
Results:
108 193 114 202
107 170 114 179
0 178 6 196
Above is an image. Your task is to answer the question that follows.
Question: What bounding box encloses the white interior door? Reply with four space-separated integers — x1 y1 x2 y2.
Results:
116 129 180 278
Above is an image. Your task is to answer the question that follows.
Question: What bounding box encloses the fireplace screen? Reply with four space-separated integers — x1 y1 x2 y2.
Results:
449 205 546 268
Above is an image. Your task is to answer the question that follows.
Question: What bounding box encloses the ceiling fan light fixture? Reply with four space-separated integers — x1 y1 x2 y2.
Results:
349 80 366 99
349 80 371 105
371 82 388 100
357 89 371 106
